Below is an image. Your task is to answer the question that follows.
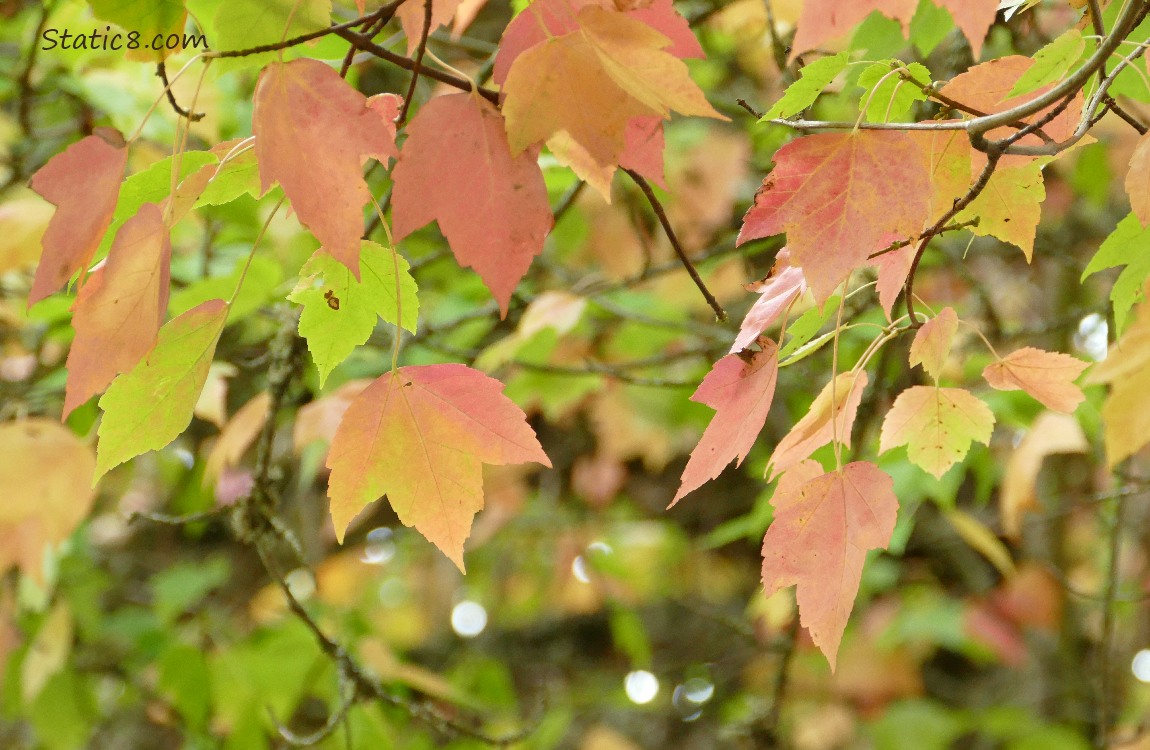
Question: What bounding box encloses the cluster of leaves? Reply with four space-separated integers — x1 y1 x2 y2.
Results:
5 0 1150 747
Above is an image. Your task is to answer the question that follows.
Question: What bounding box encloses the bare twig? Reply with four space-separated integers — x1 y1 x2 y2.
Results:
397 0 433 125
205 2 403 59
1096 493 1126 749
129 508 226 526
624 169 728 322
334 28 502 105
552 181 587 225
904 152 1001 327
339 14 389 77
156 62 205 121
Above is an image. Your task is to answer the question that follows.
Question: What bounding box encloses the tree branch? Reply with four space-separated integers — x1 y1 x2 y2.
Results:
204 2 404 60
334 28 502 105
397 0 433 125
904 151 1001 327
156 61 205 121
624 169 728 322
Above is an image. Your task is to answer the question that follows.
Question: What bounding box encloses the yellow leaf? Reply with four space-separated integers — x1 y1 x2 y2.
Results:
1085 291 1150 466
999 412 1087 538
879 386 995 478
0 420 95 583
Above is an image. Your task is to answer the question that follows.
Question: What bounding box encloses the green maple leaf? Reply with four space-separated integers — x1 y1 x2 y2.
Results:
288 241 419 386
96 300 229 479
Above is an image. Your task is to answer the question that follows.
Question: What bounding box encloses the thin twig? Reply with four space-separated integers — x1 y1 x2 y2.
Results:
206 3 402 59
397 0 433 125
552 181 587 225
624 169 728 322
904 152 1001 327
1088 0 1109 84
269 665 358 747
129 509 226 526
254 538 536 746
334 28 502 105
339 14 389 77
16 1 51 135
1105 95 1149 133
761 616 800 745
1096 493 1126 749
736 98 764 118
866 219 980 260
156 62 205 121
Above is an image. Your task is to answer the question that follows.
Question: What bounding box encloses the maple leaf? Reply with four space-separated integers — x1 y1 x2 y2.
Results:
672 340 779 505
95 150 217 261
96 300 229 479
731 260 806 354
1126 132 1150 226
1085 295 1150 466
761 460 899 669
253 58 398 276
857 60 931 123
939 56 1083 165
89 0 187 61
983 347 1088 413
0 419 96 583
1009 29 1087 97
764 52 850 121
956 160 1044 260
738 131 930 302
326 364 551 570
790 0 917 60
63 203 171 417
204 0 333 73
492 0 702 85
1083 213 1150 333
909 306 958 381
790 0 997 60
397 0 465 53
392 93 552 316
547 116 667 199
873 244 914 320
768 370 869 479
910 129 974 224
501 6 723 170
879 386 995 478
288 241 419 386
1000 412 1087 538
27 128 127 305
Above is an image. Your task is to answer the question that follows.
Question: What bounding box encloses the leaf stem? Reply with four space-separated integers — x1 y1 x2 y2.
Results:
230 197 286 308
830 275 850 470
369 195 403 373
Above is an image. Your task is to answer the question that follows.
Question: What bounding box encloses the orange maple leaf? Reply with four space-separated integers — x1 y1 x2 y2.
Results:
63 203 171 417
738 131 930 302
252 59 398 276
762 460 899 670
501 5 723 170
790 0 998 59
984 347 1088 414
672 340 779 504
27 128 127 304
326 364 551 570
392 93 553 316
